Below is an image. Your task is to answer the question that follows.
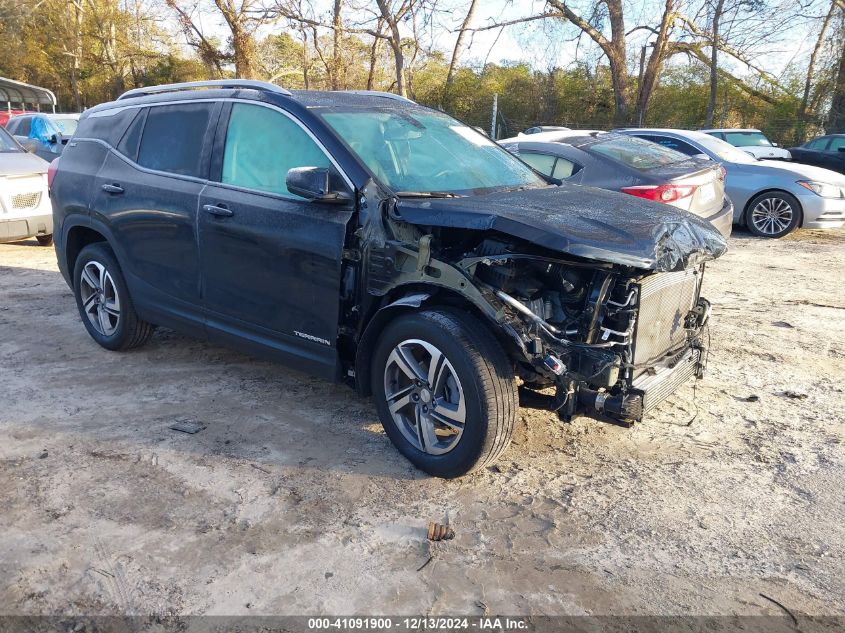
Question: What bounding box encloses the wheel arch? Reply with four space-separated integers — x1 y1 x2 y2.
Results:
742 188 804 227
353 283 526 397
62 216 125 285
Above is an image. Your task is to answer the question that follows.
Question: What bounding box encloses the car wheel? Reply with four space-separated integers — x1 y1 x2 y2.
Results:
745 191 801 238
36 234 53 246
371 309 517 478
73 243 154 351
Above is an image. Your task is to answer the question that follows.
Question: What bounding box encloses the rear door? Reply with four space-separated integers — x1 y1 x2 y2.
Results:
90 101 220 331
199 101 355 379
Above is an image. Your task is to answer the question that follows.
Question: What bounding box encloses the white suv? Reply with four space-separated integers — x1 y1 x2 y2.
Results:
0 125 52 245
701 128 791 161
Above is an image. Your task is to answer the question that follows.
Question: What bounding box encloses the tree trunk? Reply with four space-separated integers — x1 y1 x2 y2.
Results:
376 0 407 96
635 0 675 125
367 20 384 90
705 0 726 127
446 0 478 87
829 28 845 133
232 27 257 78
331 0 343 89
800 0 836 122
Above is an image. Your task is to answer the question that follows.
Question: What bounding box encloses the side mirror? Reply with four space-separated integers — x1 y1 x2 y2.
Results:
20 139 38 154
286 166 350 203
838 147 845 153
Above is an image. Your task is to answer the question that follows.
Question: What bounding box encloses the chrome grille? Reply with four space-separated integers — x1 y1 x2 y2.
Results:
632 269 700 367
11 191 41 209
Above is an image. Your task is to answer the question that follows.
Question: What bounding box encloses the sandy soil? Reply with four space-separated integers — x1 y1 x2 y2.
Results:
1 228 844 618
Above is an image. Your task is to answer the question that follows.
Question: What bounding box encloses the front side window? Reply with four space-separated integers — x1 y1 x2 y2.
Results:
320 109 545 195
724 131 772 147
137 103 213 177
222 103 332 198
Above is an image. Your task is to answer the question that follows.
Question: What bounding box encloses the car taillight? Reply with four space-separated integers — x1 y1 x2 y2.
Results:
719 166 727 180
620 184 698 204
47 157 60 189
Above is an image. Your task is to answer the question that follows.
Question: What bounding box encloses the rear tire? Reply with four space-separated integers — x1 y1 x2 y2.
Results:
745 191 801 238
36 234 53 246
371 309 517 478
73 243 154 351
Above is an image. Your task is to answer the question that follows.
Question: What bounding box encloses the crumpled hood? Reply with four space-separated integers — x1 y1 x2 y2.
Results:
395 184 728 272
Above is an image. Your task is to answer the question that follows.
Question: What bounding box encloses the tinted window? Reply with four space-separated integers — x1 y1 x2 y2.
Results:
9 117 31 135
806 137 829 150
222 103 331 198
637 135 700 156
829 137 845 151
591 135 688 169
520 152 557 177
137 103 212 177
75 108 139 147
117 108 147 161
52 117 78 135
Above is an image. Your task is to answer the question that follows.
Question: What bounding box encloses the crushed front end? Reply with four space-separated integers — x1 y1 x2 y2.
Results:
461 243 712 425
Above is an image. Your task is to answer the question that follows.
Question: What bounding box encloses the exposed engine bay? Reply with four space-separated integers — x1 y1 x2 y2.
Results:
356 229 713 426
463 239 711 424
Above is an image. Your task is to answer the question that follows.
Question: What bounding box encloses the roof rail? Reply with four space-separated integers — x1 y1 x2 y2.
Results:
343 90 415 103
118 80 292 101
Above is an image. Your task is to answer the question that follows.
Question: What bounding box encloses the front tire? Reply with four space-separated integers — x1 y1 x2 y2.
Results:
745 191 801 238
371 309 517 478
36 234 53 246
73 243 154 351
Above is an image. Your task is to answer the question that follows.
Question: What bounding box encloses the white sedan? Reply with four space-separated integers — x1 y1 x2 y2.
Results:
701 128 791 161
0 125 52 245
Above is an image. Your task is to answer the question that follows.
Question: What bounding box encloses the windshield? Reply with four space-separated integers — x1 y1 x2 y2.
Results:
320 109 546 195
51 117 78 135
695 134 757 164
723 131 772 147
0 126 21 152
589 135 689 170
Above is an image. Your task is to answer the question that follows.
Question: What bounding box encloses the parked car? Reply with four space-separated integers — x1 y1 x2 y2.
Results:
0 125 52 245
51 80 726 477
617 128 845 238
0 109 36 128
500 130 733 238
522 125 571 135
6 113 79 161
701 128 791 161
788 134 845 175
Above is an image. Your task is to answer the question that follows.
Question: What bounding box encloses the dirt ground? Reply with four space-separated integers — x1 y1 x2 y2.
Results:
1 228 844 618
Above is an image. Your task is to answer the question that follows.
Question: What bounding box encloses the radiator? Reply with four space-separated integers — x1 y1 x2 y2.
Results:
632 348 700 412
632 269 700 367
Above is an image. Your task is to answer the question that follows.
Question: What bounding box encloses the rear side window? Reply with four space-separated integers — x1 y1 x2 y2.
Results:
520 152 556 177
636 135 700 156
75 108 138 147
221 103 331 198
591 135 689 169
830 137 845 151
11 117 32 135
137 103 213 177
117 108 147 161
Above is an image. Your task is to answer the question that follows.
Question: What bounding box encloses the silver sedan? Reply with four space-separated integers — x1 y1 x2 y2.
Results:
618 128 845 238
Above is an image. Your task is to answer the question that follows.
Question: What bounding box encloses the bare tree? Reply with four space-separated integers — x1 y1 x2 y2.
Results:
446 0 478 87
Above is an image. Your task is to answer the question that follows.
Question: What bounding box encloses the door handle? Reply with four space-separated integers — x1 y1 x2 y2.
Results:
101 183 124 194
203 204 234 217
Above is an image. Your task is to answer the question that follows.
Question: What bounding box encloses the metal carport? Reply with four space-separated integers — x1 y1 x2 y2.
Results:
0 77 57 112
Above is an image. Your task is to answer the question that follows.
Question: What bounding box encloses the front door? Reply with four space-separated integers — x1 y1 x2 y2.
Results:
199 101 354 379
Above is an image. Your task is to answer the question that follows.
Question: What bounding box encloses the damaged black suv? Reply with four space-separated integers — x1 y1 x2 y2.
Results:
51 80 727 478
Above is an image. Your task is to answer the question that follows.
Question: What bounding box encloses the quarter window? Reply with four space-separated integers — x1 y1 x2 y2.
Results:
552 157 577 178
520 152 557 177
222 103 331 198
137 103 213 177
